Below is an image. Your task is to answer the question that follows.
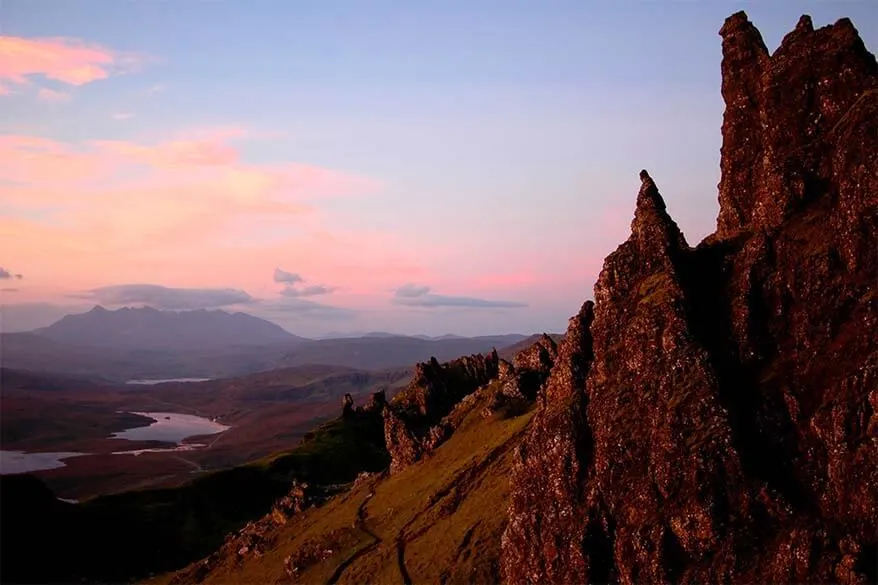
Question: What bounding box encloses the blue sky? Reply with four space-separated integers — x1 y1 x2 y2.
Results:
1 1 876 336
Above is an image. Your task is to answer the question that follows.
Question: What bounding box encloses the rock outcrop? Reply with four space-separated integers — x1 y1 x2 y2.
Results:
383 351 500 472
364 389 387 412
341 393 355 418
482 335 560 419
716 11 877 245
170 480 318 585
503 12 877 585
508 334 559 400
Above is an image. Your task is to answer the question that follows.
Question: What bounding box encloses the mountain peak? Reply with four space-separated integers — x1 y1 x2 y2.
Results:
40 306 302 350
716 8 877 239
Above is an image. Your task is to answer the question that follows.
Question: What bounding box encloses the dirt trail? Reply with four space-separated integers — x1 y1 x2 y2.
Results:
326 490 382 585
326 421 528 585
172 455 202 473
393 429 526 585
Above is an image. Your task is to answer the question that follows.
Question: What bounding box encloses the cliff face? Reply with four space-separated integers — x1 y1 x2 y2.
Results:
716 12 877 245
503 12 877 585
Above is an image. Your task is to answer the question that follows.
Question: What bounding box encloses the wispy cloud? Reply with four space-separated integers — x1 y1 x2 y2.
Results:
255 297 355 320
111 112 134 121
73 284 254 310
0 267 23 280
274 268 302 284
392 284 527 308
395 283 430 298
0 36 146 87
281 284 336 297
274 268 336 297
37 88 71 103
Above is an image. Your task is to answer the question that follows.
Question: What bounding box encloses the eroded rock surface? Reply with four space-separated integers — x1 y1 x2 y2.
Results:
383 351 501 472
508 334 559 400
503 11 877 585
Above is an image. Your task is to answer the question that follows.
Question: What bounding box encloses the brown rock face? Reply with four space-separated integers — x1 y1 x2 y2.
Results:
383 351 500 472
511 334 559 399
716 11 877 242
503 12 877 585
484 335 561 418
502 301 594 583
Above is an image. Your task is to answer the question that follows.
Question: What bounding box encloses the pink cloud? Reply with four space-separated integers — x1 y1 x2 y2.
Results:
0 83 9 95
0 36 140 87
92 137 241 168
0 135 109 185
0 129 386 302
37 88 71 103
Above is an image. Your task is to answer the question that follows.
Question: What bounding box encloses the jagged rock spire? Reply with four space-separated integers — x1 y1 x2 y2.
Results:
716 10 877 238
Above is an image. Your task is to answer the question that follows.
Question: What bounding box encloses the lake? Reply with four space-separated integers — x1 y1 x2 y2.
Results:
126 378 212 385
0 450 86 475
111 411 230 445
0 413 230 473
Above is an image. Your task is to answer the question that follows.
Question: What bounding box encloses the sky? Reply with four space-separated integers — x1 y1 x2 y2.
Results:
1 1 876 337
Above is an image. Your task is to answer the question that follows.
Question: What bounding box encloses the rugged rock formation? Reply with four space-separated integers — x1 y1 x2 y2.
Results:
716 11 877 245
503 12 877 585
169 480 319 585
484 334 561 419
509 334 559 399
383 351 500 472
502 301 595 582
364 389 387 412
341 393 355 418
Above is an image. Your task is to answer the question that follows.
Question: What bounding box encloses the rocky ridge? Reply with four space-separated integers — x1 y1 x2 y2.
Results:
382 337 563 473
502 11 877 585
382 351 500 472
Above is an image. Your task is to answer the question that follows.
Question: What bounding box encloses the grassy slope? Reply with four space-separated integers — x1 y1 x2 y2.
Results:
154 384 535 585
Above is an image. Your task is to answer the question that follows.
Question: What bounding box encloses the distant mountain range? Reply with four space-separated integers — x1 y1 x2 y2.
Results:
33 305 307 350
319 331 470 341
2 306 535 381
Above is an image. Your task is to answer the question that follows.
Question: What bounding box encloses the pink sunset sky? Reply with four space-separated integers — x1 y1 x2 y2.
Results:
2 2 875 337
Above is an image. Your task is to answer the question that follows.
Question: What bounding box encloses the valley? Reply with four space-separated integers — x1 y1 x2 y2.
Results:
0 364 409 499
1 308 532 500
